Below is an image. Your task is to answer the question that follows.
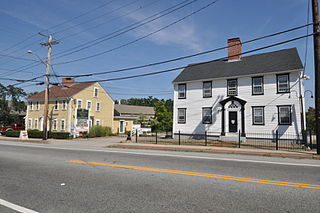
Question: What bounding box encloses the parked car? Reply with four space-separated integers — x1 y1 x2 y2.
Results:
0 123 25 133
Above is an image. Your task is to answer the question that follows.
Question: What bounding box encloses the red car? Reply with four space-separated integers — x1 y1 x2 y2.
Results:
0 123 25 133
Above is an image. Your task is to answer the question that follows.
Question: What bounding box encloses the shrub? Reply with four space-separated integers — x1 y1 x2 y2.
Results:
49 132 70 139
27 129 43 138
87 126 112 137
3 130 20 137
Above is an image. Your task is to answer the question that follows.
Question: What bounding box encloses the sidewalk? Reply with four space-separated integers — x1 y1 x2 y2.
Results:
108 142 320 160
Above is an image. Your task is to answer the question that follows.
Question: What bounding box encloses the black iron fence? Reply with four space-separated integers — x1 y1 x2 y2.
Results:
131 129 314 151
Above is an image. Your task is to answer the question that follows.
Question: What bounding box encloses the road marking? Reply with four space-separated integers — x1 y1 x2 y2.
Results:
0 198 38 213
67 160 320 190
1 141 320 167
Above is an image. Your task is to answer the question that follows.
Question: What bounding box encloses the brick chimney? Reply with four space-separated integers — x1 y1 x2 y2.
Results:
62 77 75 87
228 38 242 61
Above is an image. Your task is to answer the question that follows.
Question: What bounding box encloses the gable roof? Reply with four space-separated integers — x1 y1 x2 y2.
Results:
173 48 303 83
27 82 94 100
114 104 155 116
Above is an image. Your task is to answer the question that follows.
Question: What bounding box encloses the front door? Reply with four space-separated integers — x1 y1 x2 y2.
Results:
229 111 237 132
119 121 125 133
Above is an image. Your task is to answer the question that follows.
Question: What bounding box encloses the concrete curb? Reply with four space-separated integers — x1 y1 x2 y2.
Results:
108 144 320 160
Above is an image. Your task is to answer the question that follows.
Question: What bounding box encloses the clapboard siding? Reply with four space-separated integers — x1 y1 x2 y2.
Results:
173 70 304 135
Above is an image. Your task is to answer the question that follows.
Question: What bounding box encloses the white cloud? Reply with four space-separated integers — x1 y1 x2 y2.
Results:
121 9 204 51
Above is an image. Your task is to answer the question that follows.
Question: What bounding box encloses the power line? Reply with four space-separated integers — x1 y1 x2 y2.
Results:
54 22 314 78
0 53 38 62
56 0 142 37
72 33 316 84
59 0 161 41
51 0 200 60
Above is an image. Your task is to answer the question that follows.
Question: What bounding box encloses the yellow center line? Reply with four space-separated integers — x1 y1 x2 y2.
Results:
66 160 320 190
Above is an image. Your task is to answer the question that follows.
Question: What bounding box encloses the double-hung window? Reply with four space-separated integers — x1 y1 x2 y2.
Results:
36 101 40 110
62 100 67 110
94 88 99 98
177 108 186 124
178 84 186 99
53 119 58 130
77 100 82 109
227 79 237 96
54 101 59 110
252 77 264 95
96 102 101 111
278 105 292 125
203 81 212 98
277 74 290 93
87 101 92 111
252 106 264 125
202 107 212 124
61 119 65 131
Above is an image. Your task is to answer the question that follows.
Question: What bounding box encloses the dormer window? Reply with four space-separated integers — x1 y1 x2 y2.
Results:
178 84 186 99
227 79 237 96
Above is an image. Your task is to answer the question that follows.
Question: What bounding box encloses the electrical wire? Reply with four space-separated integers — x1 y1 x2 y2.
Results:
72 33 316 84
54 22 314 78
51 0 200 60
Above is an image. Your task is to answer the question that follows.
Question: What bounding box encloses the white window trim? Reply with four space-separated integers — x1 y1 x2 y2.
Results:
177 108 186 124
96 119 100 126
93 87 99 98
62 100 67 110
54 100 59 111
53 119 58 131
96 102 101 112
34 118 38 129
87 100 92 111
252 107 265 125
29 102 33 111
28 118 32 129
36 101 40 110
77 99 83 109
178 84 186 99
61 119 66 131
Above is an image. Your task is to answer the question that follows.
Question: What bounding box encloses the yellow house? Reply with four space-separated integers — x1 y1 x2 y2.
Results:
26 78 114 136
113 104 155 134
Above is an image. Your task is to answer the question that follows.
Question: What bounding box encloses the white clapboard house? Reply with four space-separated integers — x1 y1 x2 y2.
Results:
172 38 306 139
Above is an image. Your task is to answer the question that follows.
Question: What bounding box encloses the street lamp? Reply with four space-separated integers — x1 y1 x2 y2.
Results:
27 50 50 140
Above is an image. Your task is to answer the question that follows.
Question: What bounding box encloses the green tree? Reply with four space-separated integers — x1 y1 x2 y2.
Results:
306 107 315 133
153 100 173 133
0 83 27 125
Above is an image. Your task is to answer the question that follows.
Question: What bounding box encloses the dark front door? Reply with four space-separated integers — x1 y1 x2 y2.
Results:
229 111 237 132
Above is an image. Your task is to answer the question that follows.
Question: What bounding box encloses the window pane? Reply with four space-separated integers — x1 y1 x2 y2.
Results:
202 108 212 124
279 106 290 124
278 75 289 92
203 82 212 97
178 109 186 123
228 80 237 96
178 84 186 98
253 107 264 124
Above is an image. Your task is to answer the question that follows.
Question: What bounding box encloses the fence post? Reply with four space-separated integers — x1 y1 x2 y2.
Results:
238 130 241 148
309 130 313 150
136 129 138 143
179 131 181 145
155 130 158 144
205 131 207 146
276 130 279 150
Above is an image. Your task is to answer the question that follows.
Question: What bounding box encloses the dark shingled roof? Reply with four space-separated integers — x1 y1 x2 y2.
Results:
173 48 303 83
27 82 94 100
114 104 155 116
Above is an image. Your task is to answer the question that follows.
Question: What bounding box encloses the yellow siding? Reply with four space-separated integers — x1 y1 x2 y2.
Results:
26 82 114 133
72 82 114 129
113 119 134 133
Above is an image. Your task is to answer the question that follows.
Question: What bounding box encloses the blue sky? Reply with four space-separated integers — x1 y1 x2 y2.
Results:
0 0 315 108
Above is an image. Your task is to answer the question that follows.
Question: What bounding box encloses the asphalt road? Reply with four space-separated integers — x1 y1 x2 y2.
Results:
0 140 319 213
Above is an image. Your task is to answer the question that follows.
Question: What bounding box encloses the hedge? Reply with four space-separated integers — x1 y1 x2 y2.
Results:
3 130 70 139
82 126 113 138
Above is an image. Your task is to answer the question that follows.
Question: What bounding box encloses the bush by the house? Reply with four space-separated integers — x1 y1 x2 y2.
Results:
3 129 70 139
86 126 112 138
3 130 20 137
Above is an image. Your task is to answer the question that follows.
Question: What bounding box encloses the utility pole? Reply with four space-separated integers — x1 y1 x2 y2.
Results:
312 0 320 154
39 33 59 140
